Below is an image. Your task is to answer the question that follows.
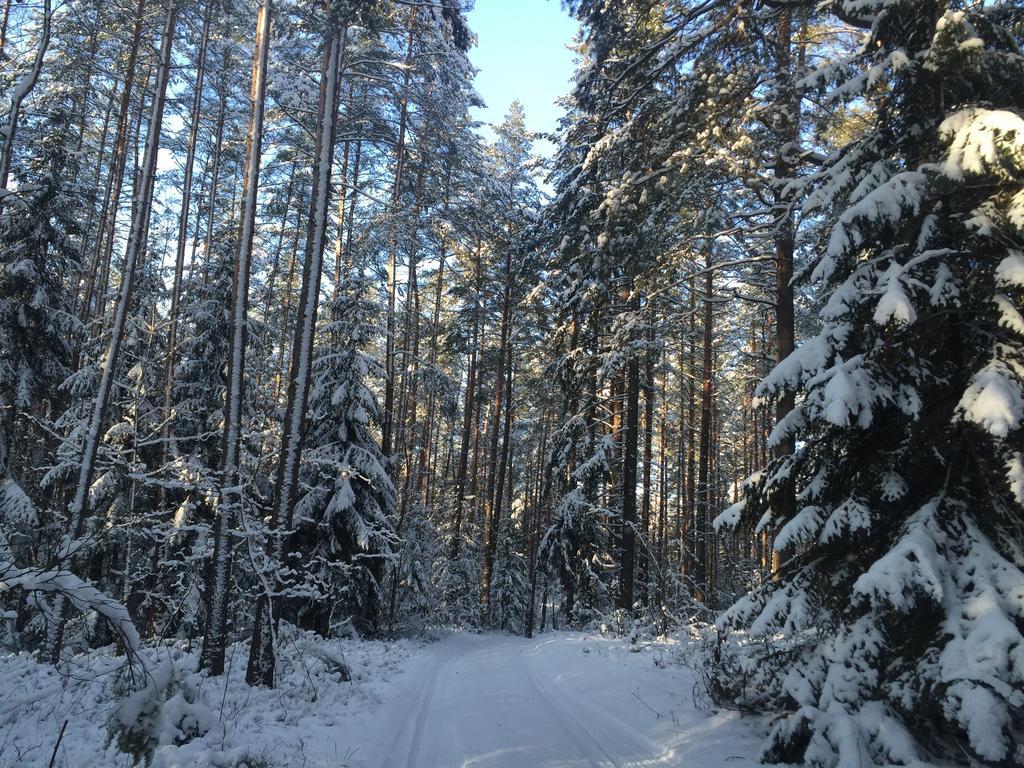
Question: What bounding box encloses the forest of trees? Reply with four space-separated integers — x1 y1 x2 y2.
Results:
0 0 1022 765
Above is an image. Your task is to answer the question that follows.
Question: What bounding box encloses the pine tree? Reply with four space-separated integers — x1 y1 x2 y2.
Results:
202 0 271 677
713 3 1024 764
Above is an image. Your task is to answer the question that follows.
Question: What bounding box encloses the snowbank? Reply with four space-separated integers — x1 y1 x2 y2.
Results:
0 628 427 767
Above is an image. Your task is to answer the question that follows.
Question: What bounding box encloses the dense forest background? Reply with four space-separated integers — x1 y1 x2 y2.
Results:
1 0 1022 765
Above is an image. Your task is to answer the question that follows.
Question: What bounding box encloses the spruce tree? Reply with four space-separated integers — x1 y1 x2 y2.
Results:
713 3 1024 765
289 278 397 636
490 514 528 632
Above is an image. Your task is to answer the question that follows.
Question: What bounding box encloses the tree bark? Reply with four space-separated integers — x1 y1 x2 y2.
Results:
481 247 513 614
770 7 800 579
247 17 345 688
694 258 714 604
639 336 654 603
83 0 147 322
0 0 51 200
50 0 179 664
381 8 416 462
451 242 483 559
618 287 640 612
201 0 272 676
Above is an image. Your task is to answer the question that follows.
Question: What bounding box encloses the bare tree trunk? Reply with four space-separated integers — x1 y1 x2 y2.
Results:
639 337 654 603
161 1 211 444
0 0 51 199
50 0 179 664
202 52 230 281
617 285 640 613
381 8 416 462
71 81 117 322
0 0 11 60
148 1 211 633
481 248 513 614
419 228 446 501
273 227 302 401
397 164 425 502
525 413 550 637
685 277 697 577
451 242 482 559
770 8 800 579
83 0 147 322
657 377 668 612
333 84 353 294
341 115 363 277
619 343 639 612
260 158 300 347
201 0 272 676
247 19 344 688
694 257 714 604
385 164 426 632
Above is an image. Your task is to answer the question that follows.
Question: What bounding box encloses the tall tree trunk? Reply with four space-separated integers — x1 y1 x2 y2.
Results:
0 0 11 60
50 0 179 664
260 158 300 349
419 224 447 502
657 377 668 612
481 248 513 614
770 7 800 578
525 413 550 638
385 164 426 632
451 241 483 559
69 25 100 190
685 277 697 576
333 83 353 294
341 115 363 277
71 80 117 322
161 0 211 430
247 19 344 688
83 0 147 322
694 258 714 604
381 8 416 462
639 337 654 603
201 0 271 676
618 287 640 612
396 163 425 501
0 0 51 199
158 0 210 473
273 227 302 401
149 1 211 632
202 51 230 281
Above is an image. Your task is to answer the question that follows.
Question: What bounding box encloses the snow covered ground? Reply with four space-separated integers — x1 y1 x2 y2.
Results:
0 631 766 767
363 632 764 768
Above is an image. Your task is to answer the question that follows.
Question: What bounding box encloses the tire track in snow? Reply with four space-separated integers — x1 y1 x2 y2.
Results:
521 640 675 767
514 639 625 768
379 642 454 768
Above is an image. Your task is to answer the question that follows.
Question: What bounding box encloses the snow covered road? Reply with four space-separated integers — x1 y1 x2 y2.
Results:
0 630 764 767
356 633 763 768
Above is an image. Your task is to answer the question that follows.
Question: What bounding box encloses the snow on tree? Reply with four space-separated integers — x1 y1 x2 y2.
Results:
490 513 528 632
289 279 398 636
713 3 1024 765
540 417 614 625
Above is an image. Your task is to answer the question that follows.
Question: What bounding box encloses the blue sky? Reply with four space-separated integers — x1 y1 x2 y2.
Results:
465 0 579 155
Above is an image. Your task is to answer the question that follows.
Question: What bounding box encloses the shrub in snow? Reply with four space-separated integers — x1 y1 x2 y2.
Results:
713 2 1024 766
111 650 214 764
